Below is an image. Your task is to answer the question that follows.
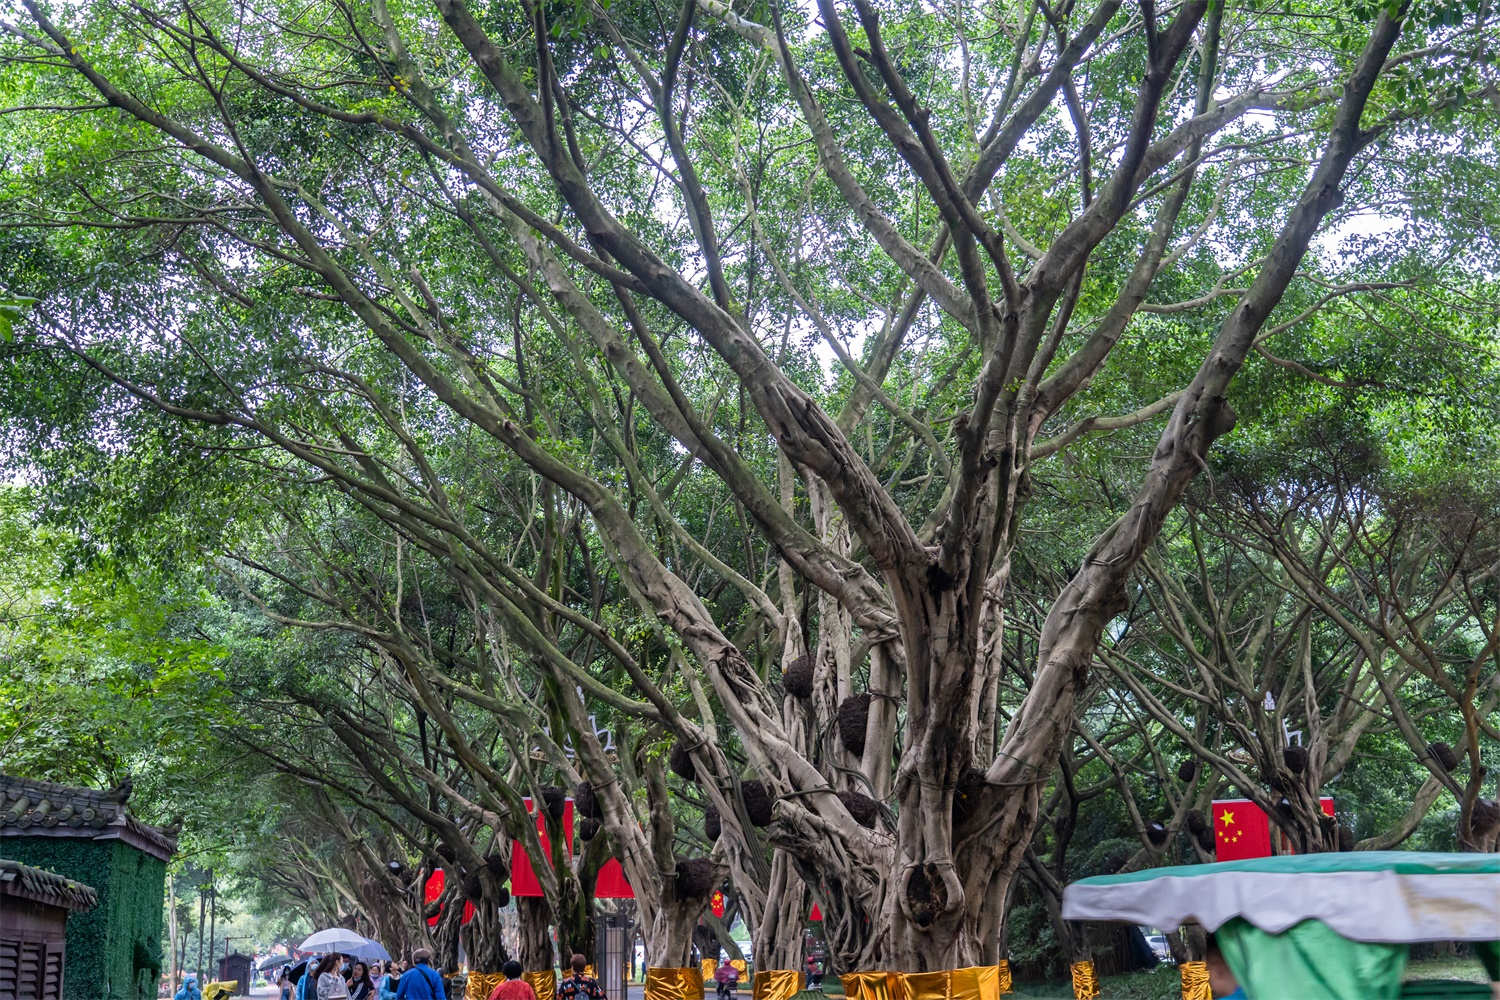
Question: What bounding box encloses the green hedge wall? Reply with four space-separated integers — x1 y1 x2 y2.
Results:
2 837 166 1000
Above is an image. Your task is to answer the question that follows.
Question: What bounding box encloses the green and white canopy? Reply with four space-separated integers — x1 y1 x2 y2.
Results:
1061 851 1500 944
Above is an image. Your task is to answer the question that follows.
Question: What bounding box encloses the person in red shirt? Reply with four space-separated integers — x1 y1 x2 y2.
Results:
487 962 537 1000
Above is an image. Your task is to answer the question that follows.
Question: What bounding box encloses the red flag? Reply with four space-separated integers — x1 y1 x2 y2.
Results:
512 797 574 897
1212 799 1272 861
808 903 822 921
594 858 635 899
710 890 725 918
424 869 445 927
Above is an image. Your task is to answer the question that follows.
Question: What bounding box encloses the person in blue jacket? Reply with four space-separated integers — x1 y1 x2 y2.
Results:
297 958 321 1000
377 960 404 1000
174 975 202 1000
394 950 445 1000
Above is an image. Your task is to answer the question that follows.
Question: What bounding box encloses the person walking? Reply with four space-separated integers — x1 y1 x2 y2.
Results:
297 959 321 1000
713 960 739 1000
175 974 203 1000
804 956 823 989
486 961 538 1000
348 961 377 1000
556 955 605 1000
377 961 402 1000
278 965 294 1000
316 954 352 1000
394 950 445 999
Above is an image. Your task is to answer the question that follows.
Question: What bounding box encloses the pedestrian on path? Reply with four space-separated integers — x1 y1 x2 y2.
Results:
487 961 537 1000
316 954 351 1000
377 961 403 1000
298 959 320 1000
394 950 445 999
348 961 376 1000
714 960 739 1000
175 974 202 1000
556 955 605 1000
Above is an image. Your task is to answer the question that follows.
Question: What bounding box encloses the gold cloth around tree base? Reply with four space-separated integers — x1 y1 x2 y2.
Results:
995 960 1012 996
840 966 1004 1000
466 973 506 1000
1069 961 1100 1000
646 966 705 1000
524 970 558 1000
751 970 804 1000
1178 960 1211 1000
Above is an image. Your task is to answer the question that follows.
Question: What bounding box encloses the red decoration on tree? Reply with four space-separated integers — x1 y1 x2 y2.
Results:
710 890 725 918
809 903 822 922
1213 796 1333 860
424 869 445 927
462 900 475 925
511 797 637 899
511 796 573 896
595 858 634 899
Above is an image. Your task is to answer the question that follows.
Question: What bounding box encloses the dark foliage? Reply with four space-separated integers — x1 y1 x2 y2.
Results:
670 742 697 782
838 789 880 829
1284 746 1308 774
541 785 566 820
783 655 814 699
1427 742 1460 772
838 693 872 757
674 857 717 898
575 781 602 819
740 779 774 827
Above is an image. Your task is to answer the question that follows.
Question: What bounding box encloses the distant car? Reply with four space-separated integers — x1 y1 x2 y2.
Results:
1143 932 1172 962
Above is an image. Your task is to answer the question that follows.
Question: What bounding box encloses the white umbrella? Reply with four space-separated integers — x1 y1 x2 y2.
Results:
299 928 374 954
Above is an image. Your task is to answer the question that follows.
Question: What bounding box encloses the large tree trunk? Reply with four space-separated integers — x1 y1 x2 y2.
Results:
517 898 554 971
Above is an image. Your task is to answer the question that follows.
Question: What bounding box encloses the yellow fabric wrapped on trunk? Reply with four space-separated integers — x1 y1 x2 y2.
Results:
842 967 1001 1000
1069 961 1100 1000
524 970 557 1000
1178 960 1211 1000
466 973 505 1000
646 966 705 1000
995 960 1012 996
751 970 804 1000
842 971 909 1000
947 965 999 1000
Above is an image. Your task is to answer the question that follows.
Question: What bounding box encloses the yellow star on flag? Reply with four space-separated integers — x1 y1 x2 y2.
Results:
1221 809 1235 826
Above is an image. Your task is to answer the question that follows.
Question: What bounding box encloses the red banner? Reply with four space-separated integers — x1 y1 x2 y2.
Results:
510 797 636 899
511 797 573 897
595 858 634 899
423 869 476 925
1214 797 1334 861
710 890 725 918
424 869 444 927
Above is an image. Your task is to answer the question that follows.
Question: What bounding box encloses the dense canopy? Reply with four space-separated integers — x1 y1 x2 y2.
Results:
1 0 1499 980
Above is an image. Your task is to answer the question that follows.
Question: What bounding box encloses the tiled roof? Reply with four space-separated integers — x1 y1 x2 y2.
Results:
0 857 99 911
0 772 177 862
